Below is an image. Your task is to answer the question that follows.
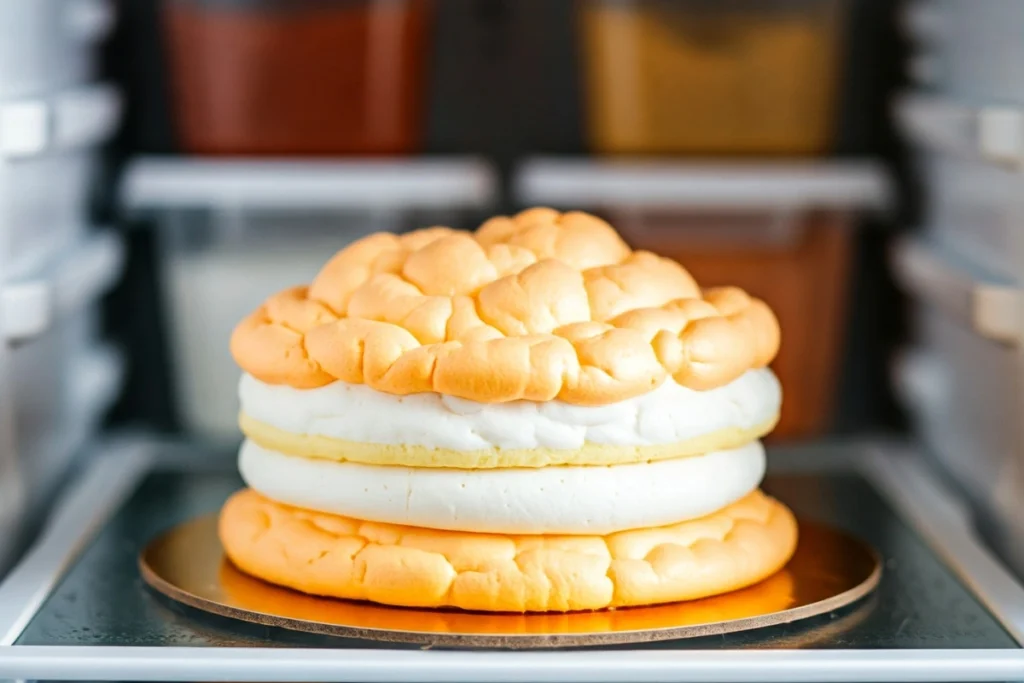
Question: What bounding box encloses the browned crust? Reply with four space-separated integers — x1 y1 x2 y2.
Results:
230 209 780 403
219 488 798 612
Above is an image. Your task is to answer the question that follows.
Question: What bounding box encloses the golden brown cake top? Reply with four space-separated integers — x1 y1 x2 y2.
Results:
230 208 780 405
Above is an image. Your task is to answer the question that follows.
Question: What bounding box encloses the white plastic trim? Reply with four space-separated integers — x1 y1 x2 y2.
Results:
0 102 48 157
2 647 1024 683
0 281 49 342
897 93 1024 166
0 83 121 160
977 108 1024 165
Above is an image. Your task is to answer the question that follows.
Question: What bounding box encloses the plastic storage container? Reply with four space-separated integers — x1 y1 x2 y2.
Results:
162 0 433 156
121 155 500 438
613 210 852 439
156 214 384 438
579 0 846 155
0 0 114 99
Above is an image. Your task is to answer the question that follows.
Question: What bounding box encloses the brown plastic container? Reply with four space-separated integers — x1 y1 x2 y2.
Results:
163 0 432 156
580 0 845 155
612 209 852 439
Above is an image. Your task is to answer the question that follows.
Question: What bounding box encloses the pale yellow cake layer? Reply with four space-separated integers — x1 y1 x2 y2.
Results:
219 488 798 612
239 412 779 469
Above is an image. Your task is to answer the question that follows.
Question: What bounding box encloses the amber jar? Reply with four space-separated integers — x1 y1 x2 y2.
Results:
163 0 432 156
580 0 845 155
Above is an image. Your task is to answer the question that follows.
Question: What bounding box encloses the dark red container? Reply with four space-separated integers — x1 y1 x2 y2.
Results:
163 0 432 155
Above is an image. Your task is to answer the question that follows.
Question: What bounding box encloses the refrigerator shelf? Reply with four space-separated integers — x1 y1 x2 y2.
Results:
0 437 1021 681
513 158 892 212
120 157 500 214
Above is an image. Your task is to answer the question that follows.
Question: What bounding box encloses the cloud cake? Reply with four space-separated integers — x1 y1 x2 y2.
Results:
219 208 797 612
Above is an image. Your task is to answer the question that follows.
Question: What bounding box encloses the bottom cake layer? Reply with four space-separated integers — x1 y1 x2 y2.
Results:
219 489 798 613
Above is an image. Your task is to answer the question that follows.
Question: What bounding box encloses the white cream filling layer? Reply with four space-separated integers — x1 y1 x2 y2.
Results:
239 368 781 451
240 439 766 535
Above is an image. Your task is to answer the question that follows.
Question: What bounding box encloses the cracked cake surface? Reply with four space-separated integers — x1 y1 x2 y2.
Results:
220 488 797 612
231 208 781 405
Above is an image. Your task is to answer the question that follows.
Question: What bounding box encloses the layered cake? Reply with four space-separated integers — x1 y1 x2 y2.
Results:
220 208 797 612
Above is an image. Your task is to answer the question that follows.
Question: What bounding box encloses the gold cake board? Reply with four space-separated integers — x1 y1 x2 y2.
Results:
140 514 880 649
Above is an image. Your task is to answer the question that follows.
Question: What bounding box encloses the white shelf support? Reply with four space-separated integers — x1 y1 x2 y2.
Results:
2 231 124 344
897 92 1024 167
891 236 1023 345
0 83 120 159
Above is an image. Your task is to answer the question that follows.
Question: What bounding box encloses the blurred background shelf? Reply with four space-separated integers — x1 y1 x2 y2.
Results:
514 158 893 210
120 157 500 213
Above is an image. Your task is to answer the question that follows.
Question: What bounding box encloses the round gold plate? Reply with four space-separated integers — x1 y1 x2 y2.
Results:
140 514 880 649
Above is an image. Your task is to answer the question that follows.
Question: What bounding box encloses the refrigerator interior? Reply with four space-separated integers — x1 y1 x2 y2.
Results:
2 0 1024 680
